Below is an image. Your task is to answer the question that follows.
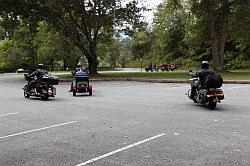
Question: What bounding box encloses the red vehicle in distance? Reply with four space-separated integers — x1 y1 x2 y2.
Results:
159 63 175 71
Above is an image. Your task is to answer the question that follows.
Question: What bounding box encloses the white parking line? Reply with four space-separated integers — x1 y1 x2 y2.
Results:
0 112 19 117
0 121 77 139
75 133 165 166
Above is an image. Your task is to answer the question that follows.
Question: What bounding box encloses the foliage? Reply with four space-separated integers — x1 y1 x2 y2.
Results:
0 0 249 73
151 0 192 63
190 0 250 70
0 0 146 74
131 31 152 60
0 38 25 71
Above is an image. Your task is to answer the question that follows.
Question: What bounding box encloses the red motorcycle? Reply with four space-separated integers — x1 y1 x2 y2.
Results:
159 64 175 71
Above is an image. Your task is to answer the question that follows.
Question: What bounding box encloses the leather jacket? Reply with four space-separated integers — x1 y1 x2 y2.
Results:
192 68 216 88
29 69 48 80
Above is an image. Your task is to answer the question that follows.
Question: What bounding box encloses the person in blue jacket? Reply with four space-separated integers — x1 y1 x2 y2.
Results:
70 64 88 91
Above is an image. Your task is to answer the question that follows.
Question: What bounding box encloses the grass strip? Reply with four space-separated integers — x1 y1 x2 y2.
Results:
57 69 250 80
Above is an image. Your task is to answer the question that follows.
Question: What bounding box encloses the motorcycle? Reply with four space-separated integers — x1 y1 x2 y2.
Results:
187 73 224 110
71 74 92 96
145 65 159 72
159 64 175 71
23 74 59 100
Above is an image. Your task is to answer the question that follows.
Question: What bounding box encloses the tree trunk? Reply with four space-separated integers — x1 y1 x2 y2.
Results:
63 60 67 71
210 20 221 70
218 31 226 70
88 57 98 75
208 1 220 70
208 0 228 71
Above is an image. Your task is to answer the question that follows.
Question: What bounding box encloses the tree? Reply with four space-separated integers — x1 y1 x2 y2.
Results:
191 0 250 71
131 31 151 60
13 19 38 70
118 39 132 68
35 21 82 71
152 0 191 62
0 12 20 40
0 38 25 71
1 0 145 75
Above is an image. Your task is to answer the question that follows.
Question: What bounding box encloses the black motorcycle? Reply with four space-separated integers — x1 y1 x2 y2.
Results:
187 76 224 110
23 74 59 100
145 65 159 72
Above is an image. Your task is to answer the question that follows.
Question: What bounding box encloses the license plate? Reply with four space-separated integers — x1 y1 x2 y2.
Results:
77 81 88 87
78 81 87 84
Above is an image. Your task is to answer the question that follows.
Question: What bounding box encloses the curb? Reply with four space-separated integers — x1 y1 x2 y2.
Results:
59 78 250 84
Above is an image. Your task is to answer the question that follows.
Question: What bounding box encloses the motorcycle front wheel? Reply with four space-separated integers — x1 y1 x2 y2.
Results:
23 85 30 98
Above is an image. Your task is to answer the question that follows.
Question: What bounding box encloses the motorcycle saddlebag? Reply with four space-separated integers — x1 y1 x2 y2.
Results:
206 74 223 88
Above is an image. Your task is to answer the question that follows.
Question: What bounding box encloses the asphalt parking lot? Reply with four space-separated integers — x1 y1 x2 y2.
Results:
0 74 249 166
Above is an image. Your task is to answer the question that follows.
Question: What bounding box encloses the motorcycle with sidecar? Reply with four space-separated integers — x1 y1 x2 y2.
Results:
71 74 92 96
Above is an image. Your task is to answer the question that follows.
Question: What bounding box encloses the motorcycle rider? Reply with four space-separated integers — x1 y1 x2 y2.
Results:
70 63 88 91
26 64 48 93
75 65 88 77
190 61 216 99
72 63 83 75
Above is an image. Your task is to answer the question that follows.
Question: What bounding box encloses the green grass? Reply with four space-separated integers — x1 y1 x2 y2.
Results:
57 69 250 80
220 70 250 80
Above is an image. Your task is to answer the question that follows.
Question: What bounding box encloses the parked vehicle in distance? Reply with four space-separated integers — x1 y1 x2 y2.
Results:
16 68 30 73
145 64 159 72
159 64 175 71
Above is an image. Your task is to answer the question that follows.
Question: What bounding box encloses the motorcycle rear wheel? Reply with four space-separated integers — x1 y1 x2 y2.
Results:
88 86 92 96
207 101 216 110
41 95 49 101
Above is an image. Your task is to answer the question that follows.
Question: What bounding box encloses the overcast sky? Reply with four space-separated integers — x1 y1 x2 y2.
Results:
141 0 164 24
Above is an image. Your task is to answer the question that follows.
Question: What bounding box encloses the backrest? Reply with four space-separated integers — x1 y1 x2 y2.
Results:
76 76 89 82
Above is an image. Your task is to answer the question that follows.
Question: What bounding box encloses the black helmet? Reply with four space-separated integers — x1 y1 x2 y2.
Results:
201 61 209 69
77 63 82 68
38 63 45 69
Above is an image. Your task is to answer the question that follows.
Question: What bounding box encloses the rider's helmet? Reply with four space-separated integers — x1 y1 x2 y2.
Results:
201 61 209 69
38 63 45 69
77 63 82 68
